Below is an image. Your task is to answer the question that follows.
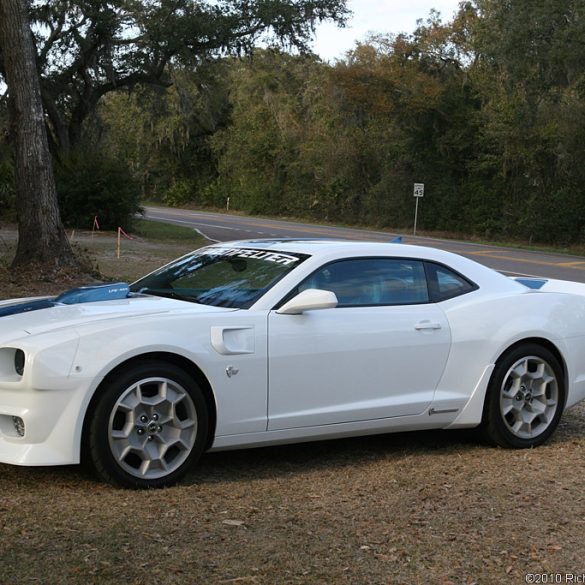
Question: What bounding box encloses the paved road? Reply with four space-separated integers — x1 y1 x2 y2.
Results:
144 206 585 282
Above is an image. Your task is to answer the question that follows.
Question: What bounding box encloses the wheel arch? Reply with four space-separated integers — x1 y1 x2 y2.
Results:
479 336 568 447
81 351 218 459
493 337 567 397
447 336 567 430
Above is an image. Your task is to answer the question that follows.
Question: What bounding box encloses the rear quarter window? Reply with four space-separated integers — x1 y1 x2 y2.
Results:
425 262 477 302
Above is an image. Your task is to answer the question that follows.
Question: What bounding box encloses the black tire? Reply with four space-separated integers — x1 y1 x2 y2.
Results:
86 361 209 488
481 343 565 448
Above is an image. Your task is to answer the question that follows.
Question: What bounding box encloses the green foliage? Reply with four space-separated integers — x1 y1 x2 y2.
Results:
162 180 196 207
28 0 348 155
212 35 478 229
100 64 230 203
466 0 585 243
92 0 585 246
55 153 142 231
212 51 327 216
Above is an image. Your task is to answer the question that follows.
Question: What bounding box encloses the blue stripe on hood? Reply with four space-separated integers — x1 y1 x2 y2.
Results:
0 299 56 317
0 283 130 318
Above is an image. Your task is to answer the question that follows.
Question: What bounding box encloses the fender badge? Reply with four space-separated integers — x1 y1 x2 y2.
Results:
226 366 239 378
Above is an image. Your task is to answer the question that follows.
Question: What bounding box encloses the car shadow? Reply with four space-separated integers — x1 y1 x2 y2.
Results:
183 428 486 486
186 401 585 486
0 428 480 489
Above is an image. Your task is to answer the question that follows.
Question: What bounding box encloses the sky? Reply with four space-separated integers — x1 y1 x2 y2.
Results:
312 0 462 61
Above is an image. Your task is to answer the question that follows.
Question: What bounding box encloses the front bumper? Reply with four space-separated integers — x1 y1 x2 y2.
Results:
0 378 95 466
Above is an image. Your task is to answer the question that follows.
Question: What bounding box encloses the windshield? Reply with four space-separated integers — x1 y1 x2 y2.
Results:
130 246 309 309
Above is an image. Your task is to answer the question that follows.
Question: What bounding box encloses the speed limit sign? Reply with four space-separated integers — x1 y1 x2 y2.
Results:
413 182 424 235
413 183 425 198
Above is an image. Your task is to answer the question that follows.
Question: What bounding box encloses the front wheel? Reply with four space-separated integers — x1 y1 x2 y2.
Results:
87 361 209 488
481 344 565 448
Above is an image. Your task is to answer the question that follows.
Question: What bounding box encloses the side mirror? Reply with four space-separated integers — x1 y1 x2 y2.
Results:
276 288 338 315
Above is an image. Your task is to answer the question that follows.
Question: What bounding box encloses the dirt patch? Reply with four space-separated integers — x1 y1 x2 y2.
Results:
0 225 202 298
0 225 584 584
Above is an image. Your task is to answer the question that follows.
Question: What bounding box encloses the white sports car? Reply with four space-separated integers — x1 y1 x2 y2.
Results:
1 239 585 488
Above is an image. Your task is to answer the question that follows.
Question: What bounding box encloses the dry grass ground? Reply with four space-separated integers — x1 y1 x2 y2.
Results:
0 223 584 585
0 221 203 297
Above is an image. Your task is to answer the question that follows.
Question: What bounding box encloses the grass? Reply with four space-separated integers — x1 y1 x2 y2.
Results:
0 220 206 299
81 221 206 283
132 218 204 242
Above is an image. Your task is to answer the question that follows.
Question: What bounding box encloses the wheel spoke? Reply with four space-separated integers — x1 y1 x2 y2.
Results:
118 385 141 411
527 362 545 380
111 428 130 440
502 377 521 398
511 361 527 379
110 436 131 460
139 458 151 477
529 399 546 415
502 398 521 416
178 418 196 431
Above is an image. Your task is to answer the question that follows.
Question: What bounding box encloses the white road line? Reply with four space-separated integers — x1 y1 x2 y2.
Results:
148 216 196 225
191 222 240 231
193 227 220 243
148 215 241 231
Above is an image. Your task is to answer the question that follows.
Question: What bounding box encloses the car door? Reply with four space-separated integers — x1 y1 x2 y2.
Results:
267 257 451 430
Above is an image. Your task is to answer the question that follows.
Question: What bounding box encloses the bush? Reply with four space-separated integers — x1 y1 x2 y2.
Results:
162 179 195 207
56 153 142 230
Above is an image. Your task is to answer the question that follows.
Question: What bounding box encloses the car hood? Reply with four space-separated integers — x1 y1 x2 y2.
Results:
0 294 235 341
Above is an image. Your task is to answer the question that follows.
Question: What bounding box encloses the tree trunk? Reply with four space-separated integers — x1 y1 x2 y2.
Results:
0 0 76 269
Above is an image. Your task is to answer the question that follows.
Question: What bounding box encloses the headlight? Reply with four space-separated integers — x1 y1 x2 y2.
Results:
14 349 25 376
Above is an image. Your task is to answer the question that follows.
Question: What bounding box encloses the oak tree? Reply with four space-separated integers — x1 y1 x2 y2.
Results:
0 0 75 268
30 0 349 156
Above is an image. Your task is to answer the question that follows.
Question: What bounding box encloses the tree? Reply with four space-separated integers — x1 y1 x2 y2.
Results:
25 0 349 157
468 0 585 242
0 0 75 269
0 0 348 269
99 63 231 203
212 51 324 215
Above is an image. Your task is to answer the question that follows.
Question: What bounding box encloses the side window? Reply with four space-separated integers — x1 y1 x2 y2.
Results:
297 258 429 307
425 262 477 301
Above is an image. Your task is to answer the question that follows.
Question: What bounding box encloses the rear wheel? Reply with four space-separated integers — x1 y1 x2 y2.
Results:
87 361 208 488
481 344 564 448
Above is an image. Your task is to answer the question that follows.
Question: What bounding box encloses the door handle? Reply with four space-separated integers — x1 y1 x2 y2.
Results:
414 321 442 331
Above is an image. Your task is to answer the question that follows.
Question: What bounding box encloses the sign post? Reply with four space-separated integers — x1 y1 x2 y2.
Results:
413 183 424 235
